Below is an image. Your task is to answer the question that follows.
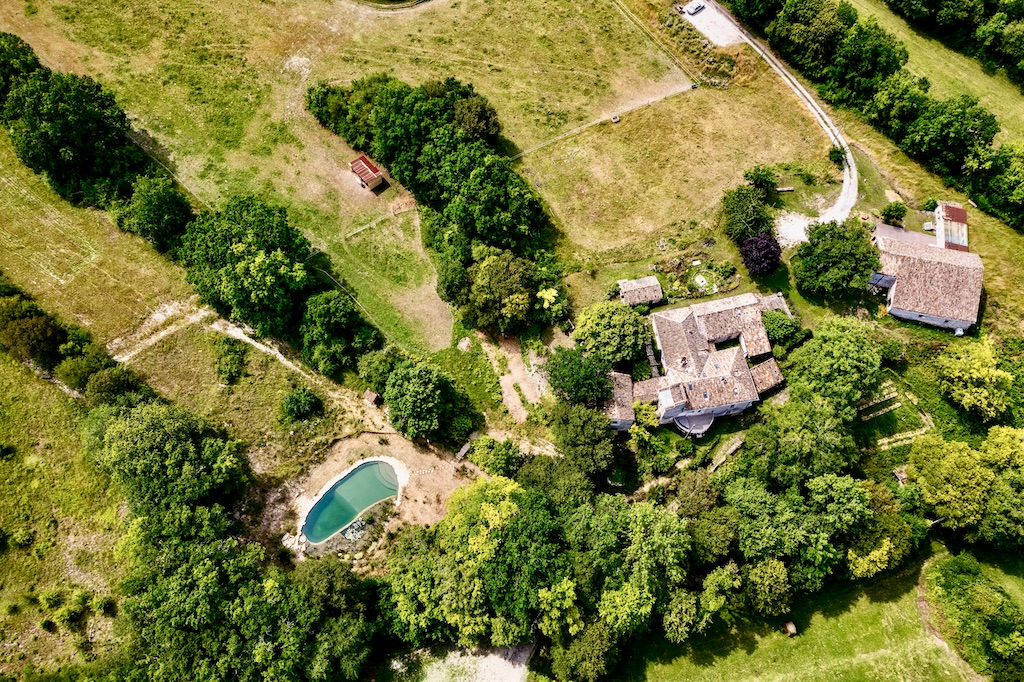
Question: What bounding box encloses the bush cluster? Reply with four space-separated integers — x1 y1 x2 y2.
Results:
720 166 783 278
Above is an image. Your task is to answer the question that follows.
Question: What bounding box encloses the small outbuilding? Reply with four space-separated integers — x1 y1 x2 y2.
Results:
617 276 664 307
784 621 798 637
350 155 384 190
362 389 382 406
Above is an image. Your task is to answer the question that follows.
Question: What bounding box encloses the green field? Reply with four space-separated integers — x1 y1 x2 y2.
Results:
627 564 973 681
845 0 1024 143
0 354 122 673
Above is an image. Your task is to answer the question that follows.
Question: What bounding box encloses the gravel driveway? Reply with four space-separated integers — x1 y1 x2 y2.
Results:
681 4 744 46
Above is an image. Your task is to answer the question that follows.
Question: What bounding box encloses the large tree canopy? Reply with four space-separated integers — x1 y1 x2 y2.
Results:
3 70 148 205
573 302 652 367
792 220 880 299
180 196 312 337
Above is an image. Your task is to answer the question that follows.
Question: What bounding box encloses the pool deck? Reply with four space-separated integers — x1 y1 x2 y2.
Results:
296 455 410 545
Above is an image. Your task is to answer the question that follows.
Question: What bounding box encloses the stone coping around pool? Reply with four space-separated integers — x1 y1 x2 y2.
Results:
296 456 410 546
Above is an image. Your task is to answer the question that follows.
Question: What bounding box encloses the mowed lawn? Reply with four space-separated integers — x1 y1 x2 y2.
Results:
628 564 973 682
0 354 123 673
844 0 1024 143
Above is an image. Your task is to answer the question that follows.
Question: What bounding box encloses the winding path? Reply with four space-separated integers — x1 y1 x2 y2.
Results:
701 0 858 243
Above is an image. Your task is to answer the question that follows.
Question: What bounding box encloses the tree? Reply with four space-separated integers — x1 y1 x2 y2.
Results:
741 395 859 488
0 32 43 107
573 301 651 367
766 0 848 79
550 403 616 475
299 290 379 378
743 165 779 200
909 434 995 530
903 94 999 178
789 317 882 421
744 558 791 616
180 196 312 337
721 184 774 244
95 402 246 514
444 155 545 250
454 94 502 142
740 232 782 277
54 343 114 391
847 480 914 578
3 70 147 205
662 590 699 643
550 621 617 682
545 347 612 407
468 436 524 477
464 251 536 334
935 336 1014 421
880 200 909 225
824 18 908 107
792 220 880 298
762 309 801 347
628 403 676 480
117 176 194 252
864 71 932 142
384 362 467 442
357 345 409 394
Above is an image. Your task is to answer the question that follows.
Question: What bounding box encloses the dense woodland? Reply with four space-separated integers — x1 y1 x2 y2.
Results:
1 13 1024 682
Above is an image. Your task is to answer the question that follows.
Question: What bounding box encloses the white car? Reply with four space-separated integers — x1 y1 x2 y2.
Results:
685 1 706 14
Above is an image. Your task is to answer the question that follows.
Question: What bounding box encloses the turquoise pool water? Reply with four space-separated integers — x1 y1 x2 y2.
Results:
301 461 400 543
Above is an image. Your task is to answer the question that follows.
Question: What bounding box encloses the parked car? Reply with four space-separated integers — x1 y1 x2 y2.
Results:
685 1 706 14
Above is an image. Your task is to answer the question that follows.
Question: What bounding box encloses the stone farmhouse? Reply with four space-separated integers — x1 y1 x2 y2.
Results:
604 292 789 436
617 276 664 307
869 203 983 335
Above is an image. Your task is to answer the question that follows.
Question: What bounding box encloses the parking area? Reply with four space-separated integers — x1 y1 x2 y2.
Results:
678 1 746 47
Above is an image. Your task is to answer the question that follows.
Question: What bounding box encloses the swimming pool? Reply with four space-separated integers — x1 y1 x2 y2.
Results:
300 460 400 544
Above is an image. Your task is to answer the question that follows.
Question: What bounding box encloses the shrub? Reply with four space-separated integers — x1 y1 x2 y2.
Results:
829 145 846 167
54 603 86 630
468 437 524 477
89 595 116 617
84 365 148 407
922 197 938 211
0 315 67 370
214 336 248 384
9 528 33 549
280 387 323 422
38 590 63 610
117 176 193 252
53 344 114 391
0 32 44 108
39 617 56 632
880 201 908 225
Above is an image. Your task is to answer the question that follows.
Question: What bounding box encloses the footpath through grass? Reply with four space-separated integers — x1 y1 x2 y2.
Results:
629 562 972 681
844 0 1024 143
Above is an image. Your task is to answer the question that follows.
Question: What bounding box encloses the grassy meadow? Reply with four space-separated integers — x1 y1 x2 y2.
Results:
0 130 348 480
844 0 1024 143
0 354 123 673
624 562 973 682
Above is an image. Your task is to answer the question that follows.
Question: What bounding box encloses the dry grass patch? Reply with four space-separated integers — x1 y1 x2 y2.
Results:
527 57 830 258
